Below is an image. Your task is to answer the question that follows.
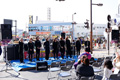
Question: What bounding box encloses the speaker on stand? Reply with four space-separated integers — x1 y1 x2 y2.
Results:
0 24 20 76
112 30 119 58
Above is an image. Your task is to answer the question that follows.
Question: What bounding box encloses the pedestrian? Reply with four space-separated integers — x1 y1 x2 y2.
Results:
53 38 59 59
66 37 72 58
19 38 24 63
35 36 41 61
76 38 81 56
59 37 65 59
28 38 34 61
44 38 50 60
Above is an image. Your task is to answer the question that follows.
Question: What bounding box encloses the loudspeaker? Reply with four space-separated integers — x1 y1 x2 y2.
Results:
13 44 19 60
36 61 48 71
0 24 12 41
112 30 119 41
4 44 19 60
5 45 15 60
61 33 65 39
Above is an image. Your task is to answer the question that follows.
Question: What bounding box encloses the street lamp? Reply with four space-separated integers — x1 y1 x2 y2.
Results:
72 13 76 22
72 13 76 40
90 0 103 54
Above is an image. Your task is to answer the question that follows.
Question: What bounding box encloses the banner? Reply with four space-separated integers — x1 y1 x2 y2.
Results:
29 15 33 24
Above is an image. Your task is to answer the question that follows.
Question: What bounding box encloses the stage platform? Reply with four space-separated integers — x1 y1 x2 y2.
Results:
10 56 78 72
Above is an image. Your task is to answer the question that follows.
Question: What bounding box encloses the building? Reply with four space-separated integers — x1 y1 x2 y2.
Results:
74 23 106 39
28 20 106 40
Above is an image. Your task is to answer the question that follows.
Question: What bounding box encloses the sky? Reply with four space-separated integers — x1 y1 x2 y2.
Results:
0 0 119 30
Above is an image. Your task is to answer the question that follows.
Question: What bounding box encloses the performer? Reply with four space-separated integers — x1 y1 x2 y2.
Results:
0 41 2 56
66 37 72 58
53 38 59 59
28 38 34 61
72 40 75 56
85 38 90 52
44 38 50 60
60 37 65 59
19 38 24 63
35 36 41 61
76 38 81 56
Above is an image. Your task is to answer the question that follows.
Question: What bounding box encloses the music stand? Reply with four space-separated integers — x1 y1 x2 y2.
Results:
0 39 20 76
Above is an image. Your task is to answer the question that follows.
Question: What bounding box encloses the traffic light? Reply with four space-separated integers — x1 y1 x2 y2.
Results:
107 15 111 29
84 22 89 29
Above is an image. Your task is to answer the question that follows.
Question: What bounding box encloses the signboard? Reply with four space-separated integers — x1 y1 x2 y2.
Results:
36 32 51 35
29 15 33 24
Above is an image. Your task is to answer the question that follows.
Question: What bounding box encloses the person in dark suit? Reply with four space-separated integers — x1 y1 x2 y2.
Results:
66 37 72 58
85 38 90 52
76 55 94 79
76 38 81 56
72 40 75 56
28 38 34 61
53 38 59 59
60 37 65 59
44 38 50 60
19 38 24 63
0 42 2 56
35 36 41 61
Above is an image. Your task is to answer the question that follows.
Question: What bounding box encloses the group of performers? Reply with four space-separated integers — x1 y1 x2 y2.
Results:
19 36 90 63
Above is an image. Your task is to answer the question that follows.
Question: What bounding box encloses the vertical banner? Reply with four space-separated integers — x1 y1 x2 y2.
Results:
29 15 33 24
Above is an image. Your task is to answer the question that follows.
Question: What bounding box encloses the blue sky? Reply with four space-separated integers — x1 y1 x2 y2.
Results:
0 0 119 30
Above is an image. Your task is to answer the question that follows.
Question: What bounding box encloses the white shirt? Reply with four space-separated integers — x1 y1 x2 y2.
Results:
102 67 112 80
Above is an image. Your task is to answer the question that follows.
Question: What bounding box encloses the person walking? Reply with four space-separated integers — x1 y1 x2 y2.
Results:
44 38 50 60
76 38 81 56
35 36 41 61
66 37 72 58
19 38 24 63
53 38 59 59
28 38 34 61
59 37 65 59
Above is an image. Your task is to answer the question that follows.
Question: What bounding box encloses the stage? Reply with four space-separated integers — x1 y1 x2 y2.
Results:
10 56 78 72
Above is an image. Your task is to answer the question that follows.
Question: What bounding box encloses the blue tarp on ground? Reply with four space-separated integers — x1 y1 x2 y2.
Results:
10 56 97 72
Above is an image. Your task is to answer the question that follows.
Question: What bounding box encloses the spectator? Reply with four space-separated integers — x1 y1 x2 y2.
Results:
74 48 91 69
76 55 94 79
102 60 113 80
113 52 120 69
113 52 120 74
78 48 91 59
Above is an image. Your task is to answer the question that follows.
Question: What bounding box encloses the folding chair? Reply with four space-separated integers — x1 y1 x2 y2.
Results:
92 62 102 75
66 60 75 66
92 62 102 68
96 57 104 62
47 62 61 79
80 76 94 80
57 65 73 80
105 56 112 60
76 73 94 80
109 74 120 80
